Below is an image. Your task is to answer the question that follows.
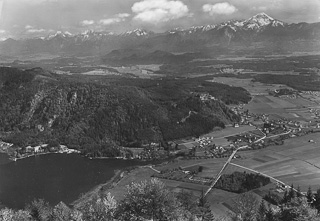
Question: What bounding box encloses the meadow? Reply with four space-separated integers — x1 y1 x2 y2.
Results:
234 133 320 191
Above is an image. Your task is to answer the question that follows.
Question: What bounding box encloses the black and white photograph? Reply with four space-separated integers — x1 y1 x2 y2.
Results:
0 0 320 220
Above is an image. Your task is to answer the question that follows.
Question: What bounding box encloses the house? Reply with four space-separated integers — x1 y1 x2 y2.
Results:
25 146 33 153
34 146 42 153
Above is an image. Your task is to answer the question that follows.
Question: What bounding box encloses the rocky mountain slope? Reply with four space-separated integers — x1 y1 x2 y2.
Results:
0 67 248 157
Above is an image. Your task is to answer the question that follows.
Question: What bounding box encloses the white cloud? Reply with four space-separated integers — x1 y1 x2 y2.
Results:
99 18 121 25
25 25 33 29
203 2 238 15
99 13 130 26
251 6 268 11
81 20 95 26
27 28 46 33
21 0 58 4
0 29 6 34
132 0 189 23
117 13 130 18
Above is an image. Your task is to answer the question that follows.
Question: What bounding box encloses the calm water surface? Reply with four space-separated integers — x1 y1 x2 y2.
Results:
0 153 147 209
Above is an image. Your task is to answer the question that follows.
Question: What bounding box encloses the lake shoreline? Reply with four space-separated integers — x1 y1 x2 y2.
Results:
71 169 124 208
71 163 165 208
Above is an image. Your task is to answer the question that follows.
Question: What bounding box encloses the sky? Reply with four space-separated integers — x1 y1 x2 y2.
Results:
0 0 319 39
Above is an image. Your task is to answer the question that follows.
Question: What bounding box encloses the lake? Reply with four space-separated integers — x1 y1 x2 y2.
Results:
0 153 148 209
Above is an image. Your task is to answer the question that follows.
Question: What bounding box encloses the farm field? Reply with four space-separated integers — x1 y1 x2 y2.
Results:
234 132 320 191
212 77 319 122
211 77 292 95
108 167 156 201
159 161 272 219
203 125 255 139
159 177 238 219
113 65 164 78
245 95 317 121
155 157 227 171
172 125 256 150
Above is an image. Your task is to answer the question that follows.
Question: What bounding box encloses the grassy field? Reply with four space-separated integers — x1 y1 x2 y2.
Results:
211 77 292 95
245 95 316 121
213 76 317 122
107 167 156 201
113 65 163 78
234 132 320 191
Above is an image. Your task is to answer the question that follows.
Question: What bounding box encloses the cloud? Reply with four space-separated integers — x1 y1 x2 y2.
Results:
0 29 6 34
24 25 46 33
19 0 58 4
99 18 121 25
81 20 95 26
132 0 189 23
99 13 130 26
27 28 46 33
251 6 268 11
203 2 238 15
117 13 130 18
25 25 33 29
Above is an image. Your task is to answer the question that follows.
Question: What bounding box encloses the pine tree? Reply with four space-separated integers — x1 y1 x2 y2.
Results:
282 189 289 204
296 185 302 198
312 188 320 213
265 204 274 221
307 186 314 204
288 184 296 201
198 189 215 221
256 200 267 221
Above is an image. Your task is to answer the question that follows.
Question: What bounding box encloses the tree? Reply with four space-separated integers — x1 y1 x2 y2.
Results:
0 208 31 221
313 188 320 213
115 178 191 221
282 190 289 204
265 205 276 221
256 200 267 221
232 193 259 221
198 189 215 221
51 201 73 221
296 186 302 198
26 199 53 221
288 184 296 201
279 197 320 221
307 186 314 204
176 190 198 215
80 192 117 221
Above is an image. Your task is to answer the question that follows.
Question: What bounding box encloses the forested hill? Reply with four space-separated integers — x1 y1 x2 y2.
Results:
0 67 250 157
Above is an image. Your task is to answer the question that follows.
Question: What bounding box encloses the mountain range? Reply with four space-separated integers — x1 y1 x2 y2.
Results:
1 13 319 56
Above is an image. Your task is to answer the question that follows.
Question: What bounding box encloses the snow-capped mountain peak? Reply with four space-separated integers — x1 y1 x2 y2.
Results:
243 12 284 30
123 29 151 37
46 31 73 40
189 24 216 33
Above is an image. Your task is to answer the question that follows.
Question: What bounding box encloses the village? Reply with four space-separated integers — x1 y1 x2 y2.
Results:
0 141 80 161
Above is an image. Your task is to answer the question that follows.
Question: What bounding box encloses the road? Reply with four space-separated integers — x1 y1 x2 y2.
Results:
230 163 303 195
204 129 292 196
266 129 291 139
144 165 161 173
204 145 247 196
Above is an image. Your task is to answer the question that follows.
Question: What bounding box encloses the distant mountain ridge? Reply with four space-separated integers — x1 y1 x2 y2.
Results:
0 13 319 56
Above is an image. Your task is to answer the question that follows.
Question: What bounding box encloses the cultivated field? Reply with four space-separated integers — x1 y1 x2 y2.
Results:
245 95 316 121
113 65 163 78
108 167 156 201
210 77 292 95
234 132 320 191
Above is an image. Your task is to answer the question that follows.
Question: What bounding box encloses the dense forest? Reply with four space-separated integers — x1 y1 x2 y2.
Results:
215 171 271 193
0 67 249 157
